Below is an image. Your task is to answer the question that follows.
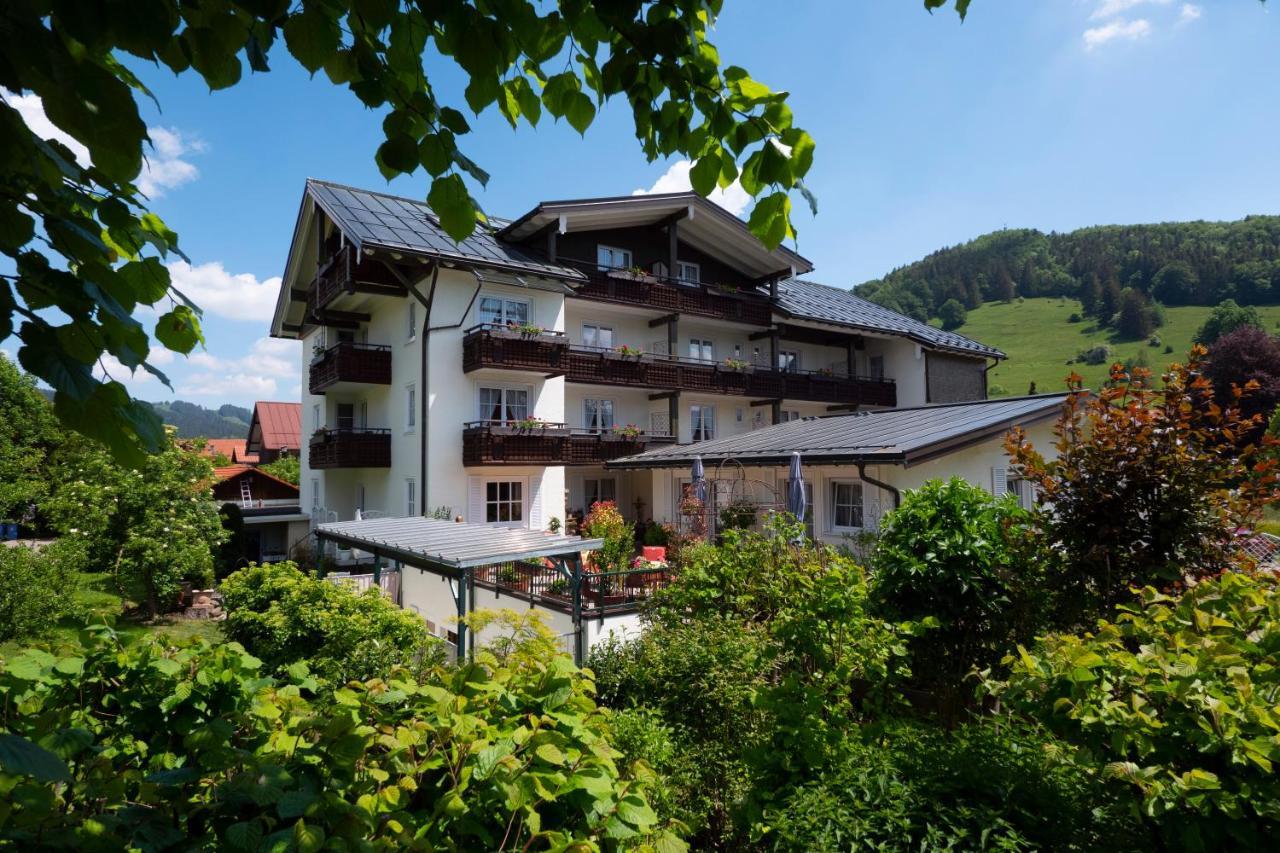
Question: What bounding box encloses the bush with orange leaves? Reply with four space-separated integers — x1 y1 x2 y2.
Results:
1006 346 1279 626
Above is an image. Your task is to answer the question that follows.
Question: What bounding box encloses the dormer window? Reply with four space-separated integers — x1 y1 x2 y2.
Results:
597 245 632 271
676 261 701 284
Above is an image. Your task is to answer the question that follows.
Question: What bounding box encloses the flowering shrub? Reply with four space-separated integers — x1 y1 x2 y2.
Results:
583 501 633 576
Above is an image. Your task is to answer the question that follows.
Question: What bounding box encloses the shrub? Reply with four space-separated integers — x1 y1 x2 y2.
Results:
582 501 633 575
763 722 1132 851
1194 299 1264 345
221 561 443 683
0 544 79 642
642 522 670 547
871 478 1043 711
717 497 757 531
1076 344 1111 365
985 572 1280 850
1007 351 1278 624
0 619 681 850
1068 312 1083 323
937 298 967 331
1205 325 1280 427
258 452 300 485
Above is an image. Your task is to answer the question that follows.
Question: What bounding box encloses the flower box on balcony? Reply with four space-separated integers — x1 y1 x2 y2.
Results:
605 269 656 284
484 422 569 437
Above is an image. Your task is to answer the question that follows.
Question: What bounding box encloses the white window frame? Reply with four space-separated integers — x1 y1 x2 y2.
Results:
690 404 716 442
406 301 417 343
584 398 615 432
336 402 355 431
484 479 526 527
596 244 633 271
584 477 617 508
478 294 531 327
356 484 366 513
676 260 701 284
828 479 865 533
310 478 320 510
312 403 321 432
405 384 417 432
780 410 801 423
583 323 614 350
405 478 416 517
476 384 531 424
778 350 800 371
869 355 885 380
689 338 714 361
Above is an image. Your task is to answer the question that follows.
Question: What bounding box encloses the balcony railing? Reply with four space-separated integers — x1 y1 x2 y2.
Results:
472 560 671 617
460 329 896 407
462 421 675 466
309 342 392 393
572 267 773 325
462 324 568 372
306 244 404 317
308 428 391 469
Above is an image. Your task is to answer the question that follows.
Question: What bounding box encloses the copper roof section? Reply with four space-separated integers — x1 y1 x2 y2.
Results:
247 401 302 453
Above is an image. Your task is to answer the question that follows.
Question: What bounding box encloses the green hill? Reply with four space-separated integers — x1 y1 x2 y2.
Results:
146 400 250 438
958 298 1280 396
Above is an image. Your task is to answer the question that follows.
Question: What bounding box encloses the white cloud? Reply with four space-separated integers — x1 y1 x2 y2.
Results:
1179 4 1202 23
1091 0 1170 20
2 91 201 197
167 260 283 323
1083 17 1152 49
632 160 752 217
95 354 162 391
176 337 300 400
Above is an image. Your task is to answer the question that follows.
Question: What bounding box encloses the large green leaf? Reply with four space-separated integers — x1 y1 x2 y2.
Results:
0 734 71 783
428 174 478 242
283 8 341 73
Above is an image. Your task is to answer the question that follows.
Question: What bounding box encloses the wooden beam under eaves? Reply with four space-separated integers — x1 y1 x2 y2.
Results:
648 391 679 401
647 313 679 328
748 398 780 407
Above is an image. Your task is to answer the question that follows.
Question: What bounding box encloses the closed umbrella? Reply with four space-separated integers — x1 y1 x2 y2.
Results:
691 456 707 503
786 451 807 525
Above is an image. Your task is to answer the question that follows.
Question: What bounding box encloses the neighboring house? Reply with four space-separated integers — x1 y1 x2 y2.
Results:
211 465 309 564
199 438 259 466
246 401 302 464
269 179 1029 650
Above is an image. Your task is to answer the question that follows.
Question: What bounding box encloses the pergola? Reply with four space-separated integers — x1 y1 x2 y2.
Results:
314 516 603 661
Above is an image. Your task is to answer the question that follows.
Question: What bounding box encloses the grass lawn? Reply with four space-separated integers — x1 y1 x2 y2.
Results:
0 570 223 657
950 298 1280 397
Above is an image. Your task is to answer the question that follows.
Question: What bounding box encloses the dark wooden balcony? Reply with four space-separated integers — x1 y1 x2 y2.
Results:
462 324 568 373
306 245 405 317
309 428 391 469
574 270 773 325
309 342 392 394
462 422 676 467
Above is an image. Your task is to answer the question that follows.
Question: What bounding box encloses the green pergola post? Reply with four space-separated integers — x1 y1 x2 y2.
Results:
372 553 382 587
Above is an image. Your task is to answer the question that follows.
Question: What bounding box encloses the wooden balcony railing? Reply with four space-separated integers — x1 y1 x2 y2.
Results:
462 422 675 467
462 324 568 373
309 342 392 393
572 268 773 325
308 428 391 469
306 245 405 317
471 560 671 617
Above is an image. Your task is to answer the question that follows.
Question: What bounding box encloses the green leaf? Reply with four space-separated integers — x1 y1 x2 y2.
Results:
293 818 324 853
565 92 595 135
0 734 71 783
150 657 182 676
689 153 721 197
283 9 341 74
155 305 203 354
534 742 565 765
225 821 263 851
746 191 791 250
115 257 172 305
615 794 658 829
428 174 478 242
377 134 419 175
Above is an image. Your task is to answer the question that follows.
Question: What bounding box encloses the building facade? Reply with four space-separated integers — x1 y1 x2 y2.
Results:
272 180 1009 545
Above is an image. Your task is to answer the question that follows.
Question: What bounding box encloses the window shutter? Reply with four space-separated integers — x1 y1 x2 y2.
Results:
991 467 1008 497
468 477 484 524
528 475 543 531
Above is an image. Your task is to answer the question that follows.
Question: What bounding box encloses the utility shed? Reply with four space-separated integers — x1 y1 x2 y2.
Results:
314 517 603 661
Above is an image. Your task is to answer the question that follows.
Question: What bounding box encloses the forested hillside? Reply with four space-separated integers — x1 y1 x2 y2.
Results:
146 401 250 438
856 216 1280 327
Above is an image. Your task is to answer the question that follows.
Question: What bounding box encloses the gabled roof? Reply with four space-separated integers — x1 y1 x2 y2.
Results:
213 464 300 494
246 401 301 453
200 439 258 465
607 393 1067 470
776 278 1004 359
306 179 584 281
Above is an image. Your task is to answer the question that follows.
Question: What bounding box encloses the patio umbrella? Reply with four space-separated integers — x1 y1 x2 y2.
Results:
786 451 806 523
691 455 707 503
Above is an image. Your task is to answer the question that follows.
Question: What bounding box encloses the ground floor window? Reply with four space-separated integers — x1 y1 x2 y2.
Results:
585 477 616 508
486 480 524 524
405 478 416 517
830 480 864 531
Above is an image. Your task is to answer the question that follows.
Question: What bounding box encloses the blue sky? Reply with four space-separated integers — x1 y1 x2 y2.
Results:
6 0 1279 406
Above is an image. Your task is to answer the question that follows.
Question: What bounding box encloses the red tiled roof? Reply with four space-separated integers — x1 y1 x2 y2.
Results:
247 401 302 452
213 464 300 493
200 439 259 464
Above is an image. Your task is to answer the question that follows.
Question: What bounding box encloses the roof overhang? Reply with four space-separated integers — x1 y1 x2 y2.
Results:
773 308 1006 361
498 192 812 280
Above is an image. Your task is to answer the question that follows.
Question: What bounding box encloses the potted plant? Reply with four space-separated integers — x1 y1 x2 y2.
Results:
722 357 751 372
607 344 644 360
607 424 643 441
514 416 547 432
642 523 670 562
719 497 758 531
505 320 545 338
497 563 528 593
544 577 571 602
548 516 562 534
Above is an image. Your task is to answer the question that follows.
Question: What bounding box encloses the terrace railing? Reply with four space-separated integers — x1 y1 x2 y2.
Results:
309 341 393 393
462 421 676 466
471 560 671 617
308 427 392 469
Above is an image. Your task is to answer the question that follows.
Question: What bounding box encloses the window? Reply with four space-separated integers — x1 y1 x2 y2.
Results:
778 350 800 372
478 295 529 326
406 301 417 342
830 481 864 531
779 410 801 422
583 324 614 350
584 398 615 432
406 385 416 431
676 261 700 284
869 355 885 380
596 244 632 270
479 387 528 423
356 484 365 513
585 478 617 507
485 480 524 524
310 478 320 509
690 404 716 442
405 478 416 517
312 403 321 431
336 403 354 430
689 338 714 361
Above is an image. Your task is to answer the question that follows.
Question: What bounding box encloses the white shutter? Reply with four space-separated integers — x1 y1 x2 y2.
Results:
468 477 485 524
527 475 543 531
991 466 1008 497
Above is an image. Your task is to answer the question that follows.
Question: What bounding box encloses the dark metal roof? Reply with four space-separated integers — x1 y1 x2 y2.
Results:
606 393 1067 470
315 516 602 570
776 278 1005 359
306 179 584 281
